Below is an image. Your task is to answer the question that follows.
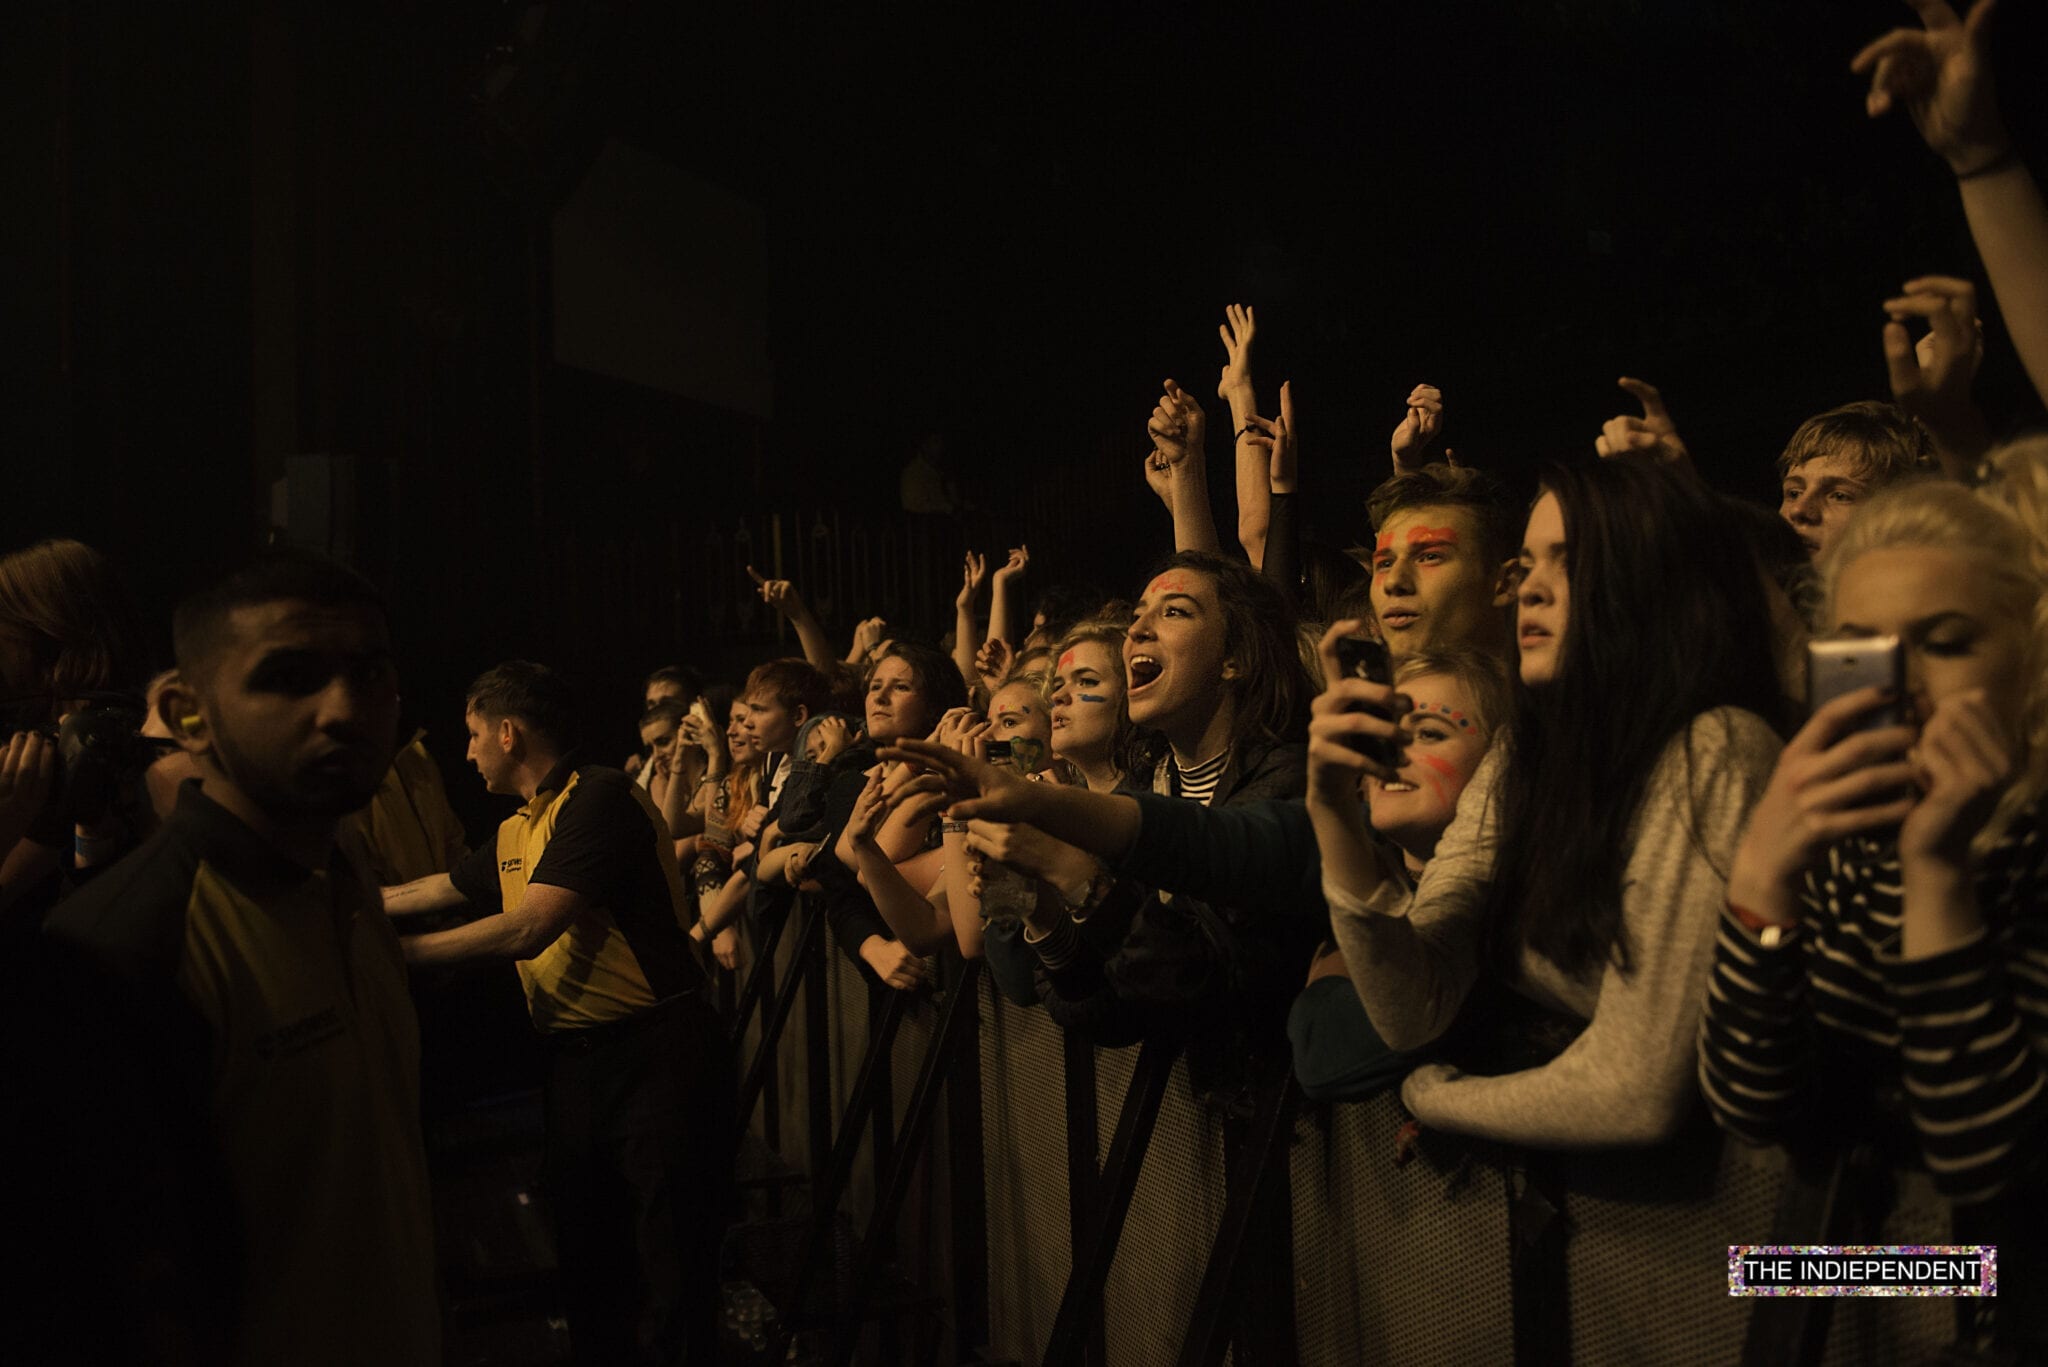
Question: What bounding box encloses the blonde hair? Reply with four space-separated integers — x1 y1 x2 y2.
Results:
1820 457 2048 850
1042 617 1137 777
1395 647 1512 743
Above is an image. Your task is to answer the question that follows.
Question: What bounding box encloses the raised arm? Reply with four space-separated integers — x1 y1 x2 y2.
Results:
1593 377 1692 468
1217 304 1271 566
987 546 1029 656
1856 0 2048 407
1883 275 1992 478
1389 384 1444 476
1147 380 1221 554
748 565 837 671
953 552 988 688
1241 381 1300 597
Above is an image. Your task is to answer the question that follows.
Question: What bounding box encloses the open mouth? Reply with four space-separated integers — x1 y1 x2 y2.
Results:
1377 779 1418 793
1127 655 1163 691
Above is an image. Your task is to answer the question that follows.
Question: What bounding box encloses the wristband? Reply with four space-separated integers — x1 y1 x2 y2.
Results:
941 820 969 835
1727 899 1799 949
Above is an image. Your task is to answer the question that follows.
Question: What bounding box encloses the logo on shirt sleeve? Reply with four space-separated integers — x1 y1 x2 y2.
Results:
500 857 523 873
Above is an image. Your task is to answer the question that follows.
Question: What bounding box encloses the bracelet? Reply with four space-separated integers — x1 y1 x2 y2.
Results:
1955 148 2021 182
941 820 969 835
1727 899 1799 950
1235 425 1260 440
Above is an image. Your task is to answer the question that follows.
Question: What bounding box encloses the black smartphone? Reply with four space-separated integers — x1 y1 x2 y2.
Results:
1331 636 1404 769
1806 635 1905 730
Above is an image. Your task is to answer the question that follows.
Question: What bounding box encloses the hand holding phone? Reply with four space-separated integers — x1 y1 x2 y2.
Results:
1332 636 1405 771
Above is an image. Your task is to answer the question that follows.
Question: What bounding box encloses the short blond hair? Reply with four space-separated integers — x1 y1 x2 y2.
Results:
1821 459 2048 848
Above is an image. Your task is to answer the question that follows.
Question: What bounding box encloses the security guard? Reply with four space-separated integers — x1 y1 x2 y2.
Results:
386 659 732 1366
344 726 469 886
40 551 439 1367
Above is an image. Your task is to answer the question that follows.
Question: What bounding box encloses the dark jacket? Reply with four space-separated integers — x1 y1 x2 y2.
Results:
1035 739 1318 1066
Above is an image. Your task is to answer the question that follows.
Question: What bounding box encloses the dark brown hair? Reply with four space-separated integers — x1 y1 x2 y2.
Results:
0 538 146 701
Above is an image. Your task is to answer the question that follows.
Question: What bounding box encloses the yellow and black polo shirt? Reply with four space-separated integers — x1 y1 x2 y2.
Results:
448 754 701 1034
42 781 439 1367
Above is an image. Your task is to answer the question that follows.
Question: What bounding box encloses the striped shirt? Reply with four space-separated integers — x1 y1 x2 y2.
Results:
1698 804 2048 1205
1172 749 1231 807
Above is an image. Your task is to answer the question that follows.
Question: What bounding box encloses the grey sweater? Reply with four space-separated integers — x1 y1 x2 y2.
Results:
1326 707 1781 1148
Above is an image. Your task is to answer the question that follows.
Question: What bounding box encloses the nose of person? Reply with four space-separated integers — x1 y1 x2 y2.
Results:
1784 489 1822 527
1127 609 1157 644
1382 555 1418 597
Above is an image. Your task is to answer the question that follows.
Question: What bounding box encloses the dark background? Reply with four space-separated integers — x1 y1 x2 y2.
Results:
11 0 2048 846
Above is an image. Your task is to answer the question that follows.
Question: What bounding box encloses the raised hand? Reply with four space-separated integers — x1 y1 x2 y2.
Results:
746 564 810 620
850 615 888 661
1852 0 2008 176
1389 384 1444 473
1593 377 1690 464
957 552 988 611
1884 275 1990 472
1148 380 1207 469
1241 380 1299 494
1307 621 1412 804
992 545 1030 589
975 637 1015 695
1217 303 1258 407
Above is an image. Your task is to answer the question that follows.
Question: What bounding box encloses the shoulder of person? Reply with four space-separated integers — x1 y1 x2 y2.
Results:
43 825 204 982
1225 739 1307 804
1670 707 1782 784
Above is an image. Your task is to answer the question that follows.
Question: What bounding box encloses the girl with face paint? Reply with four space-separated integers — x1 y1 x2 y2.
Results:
1292 651 1508 1101
1047 622 1136 794
1311 455 1788 1147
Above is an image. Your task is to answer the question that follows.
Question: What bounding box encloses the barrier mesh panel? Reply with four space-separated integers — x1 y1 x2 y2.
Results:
1561 1131 1783 1366
1818 1168 1953 1367
980 981 1074 1366
1095 1048 1230 1367
1290 1095 1512 1365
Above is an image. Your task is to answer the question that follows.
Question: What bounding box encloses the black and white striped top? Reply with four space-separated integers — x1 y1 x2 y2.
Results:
1172 750 1231 808
1698 805 2048 1205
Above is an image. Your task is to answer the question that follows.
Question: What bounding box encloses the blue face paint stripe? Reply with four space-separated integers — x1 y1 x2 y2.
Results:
1077 693 1110 704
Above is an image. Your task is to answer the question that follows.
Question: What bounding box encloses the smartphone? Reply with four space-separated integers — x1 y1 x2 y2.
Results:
1806 635 1904 729
1331 636 1404 769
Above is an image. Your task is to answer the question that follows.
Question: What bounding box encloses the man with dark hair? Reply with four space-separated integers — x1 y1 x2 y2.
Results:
1363 461 1521 662
626 665 701 780
643 665 701 713
382 659 731 1365
40 550 439 1366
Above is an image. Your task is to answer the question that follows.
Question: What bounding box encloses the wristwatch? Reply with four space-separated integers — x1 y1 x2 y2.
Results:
1727 900 1799 949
